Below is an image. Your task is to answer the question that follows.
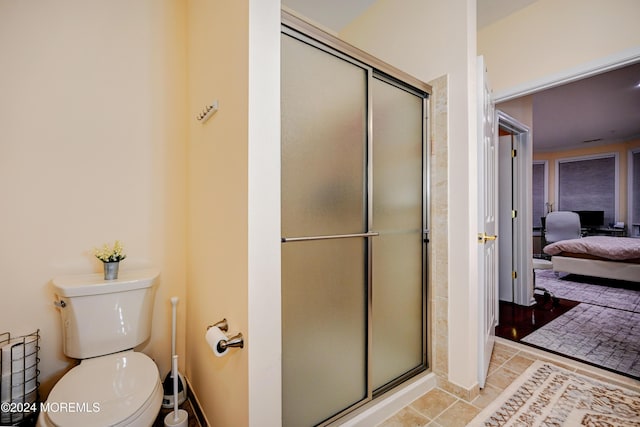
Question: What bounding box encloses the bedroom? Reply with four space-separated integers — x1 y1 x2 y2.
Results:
495 61 640 379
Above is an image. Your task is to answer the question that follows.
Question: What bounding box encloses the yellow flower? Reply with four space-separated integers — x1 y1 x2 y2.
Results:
94 240 127 263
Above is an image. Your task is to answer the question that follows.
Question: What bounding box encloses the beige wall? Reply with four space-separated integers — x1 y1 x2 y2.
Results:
533 139 640 224
1 0 277 423
186 0 281 424
341 0 480 392
478 0 640 95
186 0 249 424
0 0 187 397
497 96 533 130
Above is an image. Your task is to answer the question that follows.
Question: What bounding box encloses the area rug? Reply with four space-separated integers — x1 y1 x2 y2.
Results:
524 271 640 378
521 303 640 379
534 270 640 313
468 360 640 426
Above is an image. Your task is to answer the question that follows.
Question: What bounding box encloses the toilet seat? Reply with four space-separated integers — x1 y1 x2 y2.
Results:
42 352 161 427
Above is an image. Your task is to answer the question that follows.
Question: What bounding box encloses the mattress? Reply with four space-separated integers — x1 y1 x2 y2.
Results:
543 236 640 263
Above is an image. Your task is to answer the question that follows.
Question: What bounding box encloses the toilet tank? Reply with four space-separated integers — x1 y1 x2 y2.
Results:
52 268 159 359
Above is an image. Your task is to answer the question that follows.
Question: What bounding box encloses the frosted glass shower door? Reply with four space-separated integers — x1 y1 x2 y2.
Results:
371 76 426 392
281 33 369 427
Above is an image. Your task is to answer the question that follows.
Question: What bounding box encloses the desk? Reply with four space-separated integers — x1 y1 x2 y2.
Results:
583 227 626 237
533 229 543 256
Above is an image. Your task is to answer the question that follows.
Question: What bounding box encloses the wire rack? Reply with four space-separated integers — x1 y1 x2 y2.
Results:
0 330 40 426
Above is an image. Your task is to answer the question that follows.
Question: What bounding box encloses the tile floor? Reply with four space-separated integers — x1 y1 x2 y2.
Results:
377 338 640 427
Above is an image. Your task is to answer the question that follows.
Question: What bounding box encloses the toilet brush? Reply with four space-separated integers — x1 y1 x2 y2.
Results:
163 297 187 408
164 355 188 427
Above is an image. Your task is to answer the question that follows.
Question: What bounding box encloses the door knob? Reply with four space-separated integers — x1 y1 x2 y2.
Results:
477 233 498 244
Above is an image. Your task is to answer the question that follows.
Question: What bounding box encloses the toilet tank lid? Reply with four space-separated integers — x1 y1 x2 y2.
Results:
52 268 159 297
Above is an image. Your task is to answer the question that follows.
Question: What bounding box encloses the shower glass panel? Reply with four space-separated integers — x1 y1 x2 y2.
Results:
281 33 368 427
282 21 429 425
281 34 366 239
281 240 367 427
371 77 425 391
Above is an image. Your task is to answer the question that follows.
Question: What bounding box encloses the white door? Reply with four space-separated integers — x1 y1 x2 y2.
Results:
477 56 499 389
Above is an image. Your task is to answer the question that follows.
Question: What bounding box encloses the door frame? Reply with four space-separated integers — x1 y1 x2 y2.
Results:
497 111 532 306
493 48 640 103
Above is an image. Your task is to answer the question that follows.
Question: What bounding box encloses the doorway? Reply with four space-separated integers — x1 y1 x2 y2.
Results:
496 111 532 306
493 57 640 379
495 55 640 309
281 18 430 426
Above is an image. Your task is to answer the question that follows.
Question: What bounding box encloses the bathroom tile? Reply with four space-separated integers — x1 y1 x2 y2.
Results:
503 354 535 375
484 366 521 391
471 383 503 409
378 407 430 427
489 342 518 367
410 388 456 420
433 400 480 427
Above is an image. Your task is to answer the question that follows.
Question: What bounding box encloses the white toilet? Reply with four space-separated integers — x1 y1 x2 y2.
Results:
37 269 162 427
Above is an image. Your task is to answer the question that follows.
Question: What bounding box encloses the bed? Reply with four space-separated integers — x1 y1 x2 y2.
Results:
543 235 640 282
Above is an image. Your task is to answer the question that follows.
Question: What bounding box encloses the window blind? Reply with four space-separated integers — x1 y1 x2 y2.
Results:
558 156 615 226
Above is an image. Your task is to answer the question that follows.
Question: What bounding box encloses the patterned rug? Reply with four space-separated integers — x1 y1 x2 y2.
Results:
521 303 640 378
521 270 640 379
468 361 640 426
533 270 640 313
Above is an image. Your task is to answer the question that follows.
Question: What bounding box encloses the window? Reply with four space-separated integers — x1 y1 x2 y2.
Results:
532 161 547 228
556 154 618 226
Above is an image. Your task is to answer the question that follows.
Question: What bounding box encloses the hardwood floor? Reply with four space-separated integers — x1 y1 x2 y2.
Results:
495 293 579 343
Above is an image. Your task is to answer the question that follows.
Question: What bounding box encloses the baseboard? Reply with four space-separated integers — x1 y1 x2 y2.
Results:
436 374 480 402
334 372 437 426
184 372 437 427
185 376 209 427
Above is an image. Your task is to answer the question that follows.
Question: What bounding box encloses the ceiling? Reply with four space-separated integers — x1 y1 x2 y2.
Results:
282 0 640 153
528 62 640 152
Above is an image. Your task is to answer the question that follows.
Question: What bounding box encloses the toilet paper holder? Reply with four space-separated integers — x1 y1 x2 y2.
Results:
207 319 244 351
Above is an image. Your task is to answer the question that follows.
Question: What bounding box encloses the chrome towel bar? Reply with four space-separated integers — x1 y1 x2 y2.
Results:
281 231 379 243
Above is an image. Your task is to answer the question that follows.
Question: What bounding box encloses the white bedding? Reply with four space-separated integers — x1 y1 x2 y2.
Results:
543 236 640 262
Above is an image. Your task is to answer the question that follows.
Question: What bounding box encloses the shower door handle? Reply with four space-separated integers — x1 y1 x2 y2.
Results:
281 232 379 243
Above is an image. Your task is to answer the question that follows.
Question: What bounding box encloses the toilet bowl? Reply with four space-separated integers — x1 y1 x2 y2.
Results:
39 269 161 426
37 352 162 427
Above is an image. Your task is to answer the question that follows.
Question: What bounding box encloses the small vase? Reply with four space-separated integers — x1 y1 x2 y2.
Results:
103 261 120 280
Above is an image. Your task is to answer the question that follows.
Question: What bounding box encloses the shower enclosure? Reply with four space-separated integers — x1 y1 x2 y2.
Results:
281 16 430 426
